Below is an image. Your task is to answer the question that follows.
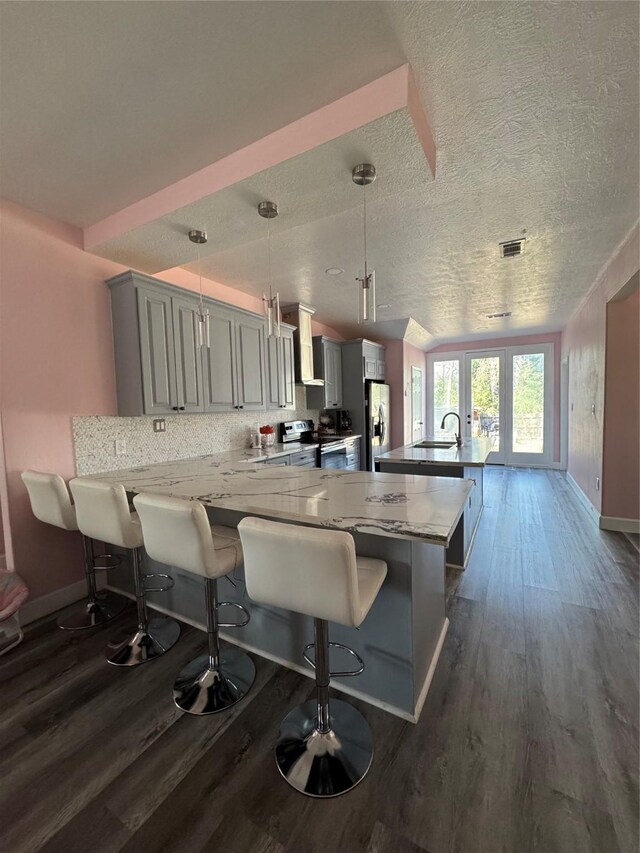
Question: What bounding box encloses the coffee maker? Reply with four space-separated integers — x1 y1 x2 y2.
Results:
335 409 353 433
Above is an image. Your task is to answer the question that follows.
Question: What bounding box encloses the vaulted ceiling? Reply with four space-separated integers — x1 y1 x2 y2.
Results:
1 1 638 343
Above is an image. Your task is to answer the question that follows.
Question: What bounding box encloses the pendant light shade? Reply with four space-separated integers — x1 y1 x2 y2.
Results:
352 163 377 324
188 229 210 348
259 201 281 339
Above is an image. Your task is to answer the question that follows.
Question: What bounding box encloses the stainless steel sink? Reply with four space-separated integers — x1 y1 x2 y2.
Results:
414 440 456 449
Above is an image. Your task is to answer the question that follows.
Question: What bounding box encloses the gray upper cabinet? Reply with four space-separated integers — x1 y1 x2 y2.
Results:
172 296 205 413
362 340 386 381
108 270 271 416
267 326 296 411
203 305 237 412
307 337 343 410
235 314 267 411
136 286 178 414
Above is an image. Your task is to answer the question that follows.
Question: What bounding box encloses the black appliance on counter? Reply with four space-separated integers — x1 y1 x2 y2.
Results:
334 409 353 433
278 419 351 470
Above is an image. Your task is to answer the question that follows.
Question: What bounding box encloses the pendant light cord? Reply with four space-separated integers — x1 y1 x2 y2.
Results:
267 214 273 302
363 182 368 279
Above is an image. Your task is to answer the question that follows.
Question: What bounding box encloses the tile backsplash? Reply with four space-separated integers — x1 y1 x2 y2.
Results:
73 388 319 475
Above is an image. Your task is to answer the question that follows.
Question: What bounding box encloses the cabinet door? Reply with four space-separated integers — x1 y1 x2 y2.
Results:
364 356 377 379
376 358 386 381
323 343 337 407
136 286 178 414
266 335 282 410
172 297 204 413
282 331 296 409
203 306 237 412
331 342 343 408
235 315 267 411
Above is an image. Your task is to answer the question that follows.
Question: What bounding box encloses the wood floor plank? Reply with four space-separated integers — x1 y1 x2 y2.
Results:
0 468 636 853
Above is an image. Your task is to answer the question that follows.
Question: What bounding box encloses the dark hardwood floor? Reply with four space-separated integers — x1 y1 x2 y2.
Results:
1 469 638 853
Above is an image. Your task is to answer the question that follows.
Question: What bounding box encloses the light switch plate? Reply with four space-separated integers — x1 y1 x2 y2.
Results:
153 419 166 433
114 439 126 456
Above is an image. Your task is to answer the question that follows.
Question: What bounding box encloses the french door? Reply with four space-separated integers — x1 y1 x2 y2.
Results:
464 350 505 463
411 366 424 441
427 343 554 466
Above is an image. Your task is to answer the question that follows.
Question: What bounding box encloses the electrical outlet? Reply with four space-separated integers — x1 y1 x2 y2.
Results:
114 439 126 456
595 476 600 492
591 403 596 415
153 419 166 433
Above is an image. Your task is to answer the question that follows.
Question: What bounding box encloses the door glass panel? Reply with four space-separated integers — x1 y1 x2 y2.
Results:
411 366 423 441
512 352 545 454
470 356 501 451
433 360 460 434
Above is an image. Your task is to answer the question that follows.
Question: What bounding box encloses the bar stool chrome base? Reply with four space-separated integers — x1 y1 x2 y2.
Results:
58 591 127 631
106 615 180 667
173 647 255 714
276 698 373 798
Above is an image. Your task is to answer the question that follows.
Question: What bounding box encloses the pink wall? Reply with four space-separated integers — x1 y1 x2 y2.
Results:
428 332 563 462
381 340 426 449
562 223 639 512
0 200 342 604
602 288 639 520
383 341 404 449
0 199 123 599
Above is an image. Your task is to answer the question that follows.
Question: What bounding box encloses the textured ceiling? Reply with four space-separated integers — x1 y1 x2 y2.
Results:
1 1 638 344
92 110 432 273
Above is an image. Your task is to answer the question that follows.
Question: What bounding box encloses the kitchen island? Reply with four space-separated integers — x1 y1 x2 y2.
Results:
375 436 492 569
87 458 472 722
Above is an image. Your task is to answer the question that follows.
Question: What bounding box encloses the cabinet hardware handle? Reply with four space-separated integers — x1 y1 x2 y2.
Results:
179 406 185 411
172 406 179 411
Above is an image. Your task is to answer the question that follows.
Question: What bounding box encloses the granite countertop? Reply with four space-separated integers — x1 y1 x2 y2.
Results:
377 436 493 468
84 456 473 546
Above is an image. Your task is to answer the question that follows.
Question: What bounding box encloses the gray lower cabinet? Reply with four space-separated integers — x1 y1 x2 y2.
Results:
261 449 318 468
344 437 361 471
267 326 296 411
263 455 291 466
289 448 317 468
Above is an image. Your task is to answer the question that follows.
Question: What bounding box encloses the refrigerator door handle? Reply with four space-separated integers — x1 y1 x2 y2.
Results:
379 405 385 446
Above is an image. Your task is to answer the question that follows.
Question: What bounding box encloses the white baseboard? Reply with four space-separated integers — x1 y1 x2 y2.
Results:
20 578 87 626
600 516 640 534
565 472 601 527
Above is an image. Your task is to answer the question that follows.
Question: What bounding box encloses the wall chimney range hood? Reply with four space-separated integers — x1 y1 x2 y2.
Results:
281 302 324 386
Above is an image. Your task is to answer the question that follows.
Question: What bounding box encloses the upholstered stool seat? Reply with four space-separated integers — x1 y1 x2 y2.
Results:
21 471 126 630
133 492 255 714
69 478 180 665
238 517 387 798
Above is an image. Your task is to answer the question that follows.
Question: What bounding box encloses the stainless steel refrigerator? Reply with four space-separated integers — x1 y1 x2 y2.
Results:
365 382 391 470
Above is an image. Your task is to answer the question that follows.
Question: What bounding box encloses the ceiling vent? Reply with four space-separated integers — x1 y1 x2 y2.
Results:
486 311 512 319
499 239 525 258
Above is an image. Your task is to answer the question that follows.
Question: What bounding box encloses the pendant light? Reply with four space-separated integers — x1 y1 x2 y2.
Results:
352 163 377 324
188 229 210 348
259 200 281 338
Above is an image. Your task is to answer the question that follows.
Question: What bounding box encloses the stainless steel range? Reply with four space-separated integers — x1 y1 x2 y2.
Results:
278 420 351 470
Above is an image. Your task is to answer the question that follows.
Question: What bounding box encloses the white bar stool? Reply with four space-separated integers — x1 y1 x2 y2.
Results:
21 470 126 630
238 517 387 798
69 478 180 665
133 492 255 714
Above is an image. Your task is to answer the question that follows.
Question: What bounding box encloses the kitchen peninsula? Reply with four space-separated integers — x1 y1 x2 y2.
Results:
87 456 473 722
376 436 492 569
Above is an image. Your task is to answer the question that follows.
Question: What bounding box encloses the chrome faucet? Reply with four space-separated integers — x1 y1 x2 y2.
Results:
440 412 462 446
